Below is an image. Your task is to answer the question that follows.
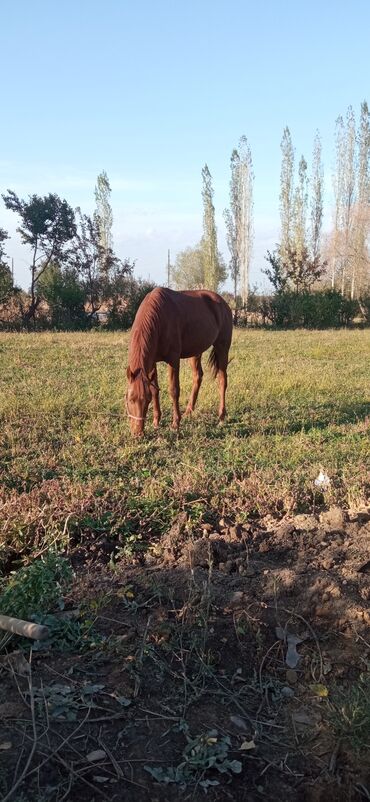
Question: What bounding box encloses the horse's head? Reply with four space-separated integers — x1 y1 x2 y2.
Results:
126 367 152 436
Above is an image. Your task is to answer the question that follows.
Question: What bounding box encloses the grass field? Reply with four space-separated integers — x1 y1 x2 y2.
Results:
0 328 369 561
0 328 370 801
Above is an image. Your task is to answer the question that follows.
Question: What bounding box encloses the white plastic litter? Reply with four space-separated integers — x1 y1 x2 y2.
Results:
314 470 331 490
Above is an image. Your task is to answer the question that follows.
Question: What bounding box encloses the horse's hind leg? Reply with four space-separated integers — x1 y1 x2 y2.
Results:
168 361 181 430
218 365 228 422
214 345 230 423
185 356 203 415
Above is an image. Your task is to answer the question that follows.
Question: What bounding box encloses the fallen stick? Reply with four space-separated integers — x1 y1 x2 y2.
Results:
0 614 49 640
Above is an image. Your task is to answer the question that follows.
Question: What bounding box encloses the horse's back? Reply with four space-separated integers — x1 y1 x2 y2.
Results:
133 287 232 362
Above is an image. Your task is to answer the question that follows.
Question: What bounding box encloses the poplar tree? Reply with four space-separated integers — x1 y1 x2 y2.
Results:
279 127 295 265
330 104 370 297
224 149 240 306
201 164 218 291
340 106 357 295
292 155 308 261
94 171 113 274
273 128 326 294
199 165 227 292
223 136 254 308
351 101 370 297
310 131 324 262
330 116 344 288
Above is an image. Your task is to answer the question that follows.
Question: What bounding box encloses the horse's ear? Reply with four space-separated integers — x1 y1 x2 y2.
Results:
127 367 141 381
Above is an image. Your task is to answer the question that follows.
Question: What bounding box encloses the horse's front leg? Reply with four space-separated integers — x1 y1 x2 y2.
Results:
149 365 161 428
168 361 181 430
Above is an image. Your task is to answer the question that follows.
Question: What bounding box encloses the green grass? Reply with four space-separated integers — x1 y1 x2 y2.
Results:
0 329 369 563
329 674 370 754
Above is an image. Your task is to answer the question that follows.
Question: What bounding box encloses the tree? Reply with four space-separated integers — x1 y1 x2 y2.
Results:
2 191 76 327
224 136 254 309
329 104 370 298
94 171 113 274
264 245 326 295
330 115 345 288
68 209 132 321
351 101 370 298
279 127 295 265
201 165 219 290
171 244 205 290
340 106 357 295
106 278 156 329
0 228 13 304
69 210 111 320
310 131 324 262
292 155 308 262
171 241 226 292
263 249 289 294
37 262 86 329
0 227 9 265
224 204 238 304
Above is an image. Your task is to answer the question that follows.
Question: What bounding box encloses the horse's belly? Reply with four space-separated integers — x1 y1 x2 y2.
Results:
180 334 216 359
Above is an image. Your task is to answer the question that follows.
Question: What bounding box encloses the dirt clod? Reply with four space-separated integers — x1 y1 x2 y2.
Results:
320 506 346 532
286 669 298 684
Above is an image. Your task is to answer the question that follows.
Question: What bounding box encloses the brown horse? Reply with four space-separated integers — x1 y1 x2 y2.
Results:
126 287 233 435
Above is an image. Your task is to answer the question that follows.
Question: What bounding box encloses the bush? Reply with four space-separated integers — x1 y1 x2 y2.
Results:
359 295 370 323
37 264 87 330
106 278 156 329
0 553 72 620
262 289 360 328
0 289 25 331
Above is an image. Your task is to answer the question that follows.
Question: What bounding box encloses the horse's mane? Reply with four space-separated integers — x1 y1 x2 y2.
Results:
129 287 166 370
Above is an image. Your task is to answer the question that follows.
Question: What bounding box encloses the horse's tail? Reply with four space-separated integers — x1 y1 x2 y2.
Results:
208 346 219 379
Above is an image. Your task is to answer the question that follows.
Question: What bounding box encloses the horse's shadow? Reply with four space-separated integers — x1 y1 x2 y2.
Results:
147 399 370 442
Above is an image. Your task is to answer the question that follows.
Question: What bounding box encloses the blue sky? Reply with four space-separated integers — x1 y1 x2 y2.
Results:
1 0 370 290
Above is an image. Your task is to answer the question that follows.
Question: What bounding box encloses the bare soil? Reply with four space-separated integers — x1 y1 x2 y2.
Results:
1 505 369 802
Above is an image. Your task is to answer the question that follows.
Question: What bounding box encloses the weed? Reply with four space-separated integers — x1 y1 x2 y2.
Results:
32 681 106 721
0 553 72 619
328 675 370 754
145 729 242 789
31 612 103 652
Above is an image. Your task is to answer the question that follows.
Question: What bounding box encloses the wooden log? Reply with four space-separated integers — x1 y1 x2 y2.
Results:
0 614 49 641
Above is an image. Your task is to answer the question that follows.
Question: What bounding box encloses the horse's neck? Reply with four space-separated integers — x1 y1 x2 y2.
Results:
129 326 157 374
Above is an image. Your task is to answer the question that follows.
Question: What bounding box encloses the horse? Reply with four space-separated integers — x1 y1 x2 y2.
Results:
126 287 233 436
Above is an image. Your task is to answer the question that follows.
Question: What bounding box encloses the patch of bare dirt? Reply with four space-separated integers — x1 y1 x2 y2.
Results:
0 505 369 801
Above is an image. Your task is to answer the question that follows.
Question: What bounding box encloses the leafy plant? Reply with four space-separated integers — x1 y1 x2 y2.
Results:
145 729 242 789
33 681 106 721
31 613 102 653
0 553 72 619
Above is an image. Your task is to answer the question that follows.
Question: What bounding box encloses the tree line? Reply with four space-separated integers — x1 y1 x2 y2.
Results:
1 101 370 331
0 173 155 331
171 101 370 326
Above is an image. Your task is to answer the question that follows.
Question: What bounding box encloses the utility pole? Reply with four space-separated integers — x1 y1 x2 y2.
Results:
167 249 171 288
11 258 14 284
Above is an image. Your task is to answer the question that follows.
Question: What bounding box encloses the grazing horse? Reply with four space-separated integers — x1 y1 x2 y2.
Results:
126 287 233 436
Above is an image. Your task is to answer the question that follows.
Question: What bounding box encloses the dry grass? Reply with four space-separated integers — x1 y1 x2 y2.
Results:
0 328 369 565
